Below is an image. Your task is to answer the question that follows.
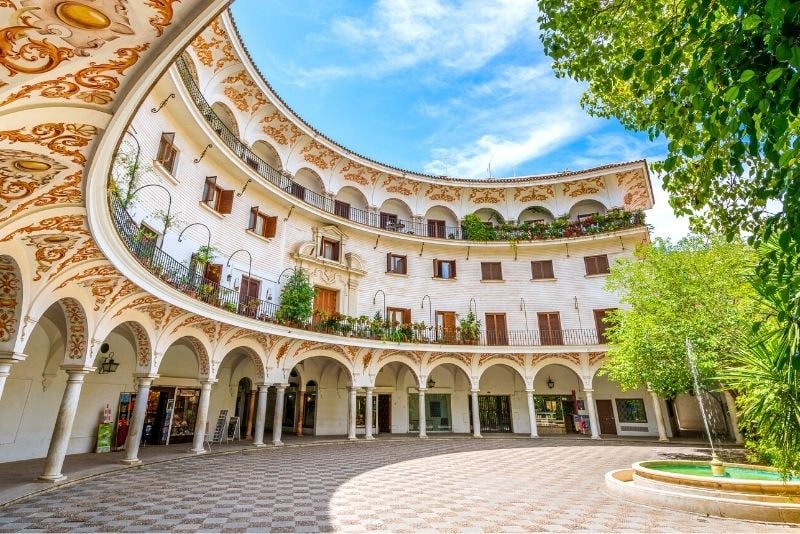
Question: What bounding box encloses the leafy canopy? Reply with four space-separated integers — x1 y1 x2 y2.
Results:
601 236 754 398
539 0 800 263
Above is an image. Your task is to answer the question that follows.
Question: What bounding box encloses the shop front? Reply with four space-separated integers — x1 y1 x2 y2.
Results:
121 386 201 446
534 394 583 435
408 392 452 433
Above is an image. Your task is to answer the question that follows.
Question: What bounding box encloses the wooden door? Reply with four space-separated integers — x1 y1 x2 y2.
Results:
334 200 350 219
239 276 261 316
595 399 617 435
436 311 457 343
593 308 615 344
537 312 563 345
204 263 222 285
313 287 338 316
485 313 507 345
378 394 391 433
428 219 445 238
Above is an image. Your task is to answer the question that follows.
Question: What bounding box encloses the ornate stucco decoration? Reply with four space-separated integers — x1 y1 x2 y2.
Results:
514 184 554 203
562 177 606 198
382 174 420 197
222 69 266 113
190 18 235 72
425 183 461 203
260 109 302 147
301 140 342 171
340 160 380 187
0 149 67 211
468 187 506 205
0 256 21 344
617 169 649 210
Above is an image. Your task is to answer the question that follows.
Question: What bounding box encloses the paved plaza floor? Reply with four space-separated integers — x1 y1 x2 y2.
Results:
0 438 795 532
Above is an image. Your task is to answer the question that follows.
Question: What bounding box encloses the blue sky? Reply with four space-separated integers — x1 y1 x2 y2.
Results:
231 0 687 239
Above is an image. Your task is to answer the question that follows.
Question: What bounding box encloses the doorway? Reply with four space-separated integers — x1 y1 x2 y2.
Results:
595 399 618 435
238 276 261 316
472 395 512 433
378 394 392 433
485 313 508 345
313 287 338 316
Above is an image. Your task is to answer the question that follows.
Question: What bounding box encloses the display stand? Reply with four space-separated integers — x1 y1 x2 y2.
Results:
227 416 240 443
211 410 228 447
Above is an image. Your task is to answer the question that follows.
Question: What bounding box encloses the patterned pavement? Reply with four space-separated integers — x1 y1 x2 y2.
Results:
0 438 795 532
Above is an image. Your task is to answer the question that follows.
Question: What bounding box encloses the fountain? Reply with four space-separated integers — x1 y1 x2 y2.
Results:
604 340 800 523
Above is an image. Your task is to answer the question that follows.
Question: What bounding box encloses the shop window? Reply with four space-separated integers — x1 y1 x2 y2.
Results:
481 262 503 281
615 398 648 423
433 259 456 279
248 206 277 238
202 176 234 214
386 253 407 274
584 254 610 276
593 308 617 344
408 393 452 432
386 306 411 326
531 260 555 280
156 132 178 175
320 237 340 261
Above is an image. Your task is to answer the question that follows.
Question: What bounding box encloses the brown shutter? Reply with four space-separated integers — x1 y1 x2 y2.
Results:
599 254 610 273
433 259 438 277
531 261 542 279
544 260 554 279
332 241 340 262
403 308 411 325
265 216 277 238
218 189 234 214
481 263 489 280
203 176 216 202
248 207 258 231
451 260 456 278
387 253 392 272
584 256 596 276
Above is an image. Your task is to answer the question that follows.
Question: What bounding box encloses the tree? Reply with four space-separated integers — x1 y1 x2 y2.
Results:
276 269 315 325
721 238 800 473
538 1 800 272
601 236 754 398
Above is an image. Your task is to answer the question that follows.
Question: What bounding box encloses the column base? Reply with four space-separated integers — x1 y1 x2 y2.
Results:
37 473 66 483
419 435 428 439
347 436 357 441
591 435 601 440
530 434 540 439
119 458 142 466
188 448 207 455
658 437 670 442
472 434 483 438
365 435 375 440
253 442 267 448
272 440 284 446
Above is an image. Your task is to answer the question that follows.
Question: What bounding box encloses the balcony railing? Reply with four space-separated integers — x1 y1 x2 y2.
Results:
110 194 602 347
174 57 646 242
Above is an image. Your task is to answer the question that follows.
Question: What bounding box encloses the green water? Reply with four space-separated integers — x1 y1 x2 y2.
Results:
642 462 800 482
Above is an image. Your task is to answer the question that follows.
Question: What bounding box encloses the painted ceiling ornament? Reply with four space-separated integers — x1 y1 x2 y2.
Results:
383 174 420 197
340 160 380 187
143 0 178 37
0 148 67 210
126 320 151 367
222 69 266 113
425 183 461 202
60 297 87 359
104 278 139 311
24 232 80 280
0 213 88 243
0 123 96 164
0 169 81 223
260 109 301 147
301 140 341 171
19 0 134 57
562 177 606 198
0 257 21 343
47 235 102 279
616 169 648 210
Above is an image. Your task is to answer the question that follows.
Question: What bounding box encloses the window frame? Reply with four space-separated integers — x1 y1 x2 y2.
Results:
531 260 555 280
248 206 277 238
433 259 457 279
480 262 503 281
584 254 610 276
386 253 408 275
320 237 340 262
156 132 178 175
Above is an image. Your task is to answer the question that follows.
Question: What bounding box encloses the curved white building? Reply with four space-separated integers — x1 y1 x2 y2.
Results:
0 3 721 479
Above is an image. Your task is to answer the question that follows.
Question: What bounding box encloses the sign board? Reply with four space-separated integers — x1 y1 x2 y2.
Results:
212 410 228 444
96 422 113 453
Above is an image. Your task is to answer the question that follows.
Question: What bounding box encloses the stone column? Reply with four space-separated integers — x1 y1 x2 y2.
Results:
244 390 257 439
252 385 268 447
650 391 669 442
296 388 306 436
365 387 374 440
189 380 214 454
39 367 92 482
418 388 427 438
0 354 24 401
723 390 744 445
470 389 482 438
584 389 600 439
272 384 286 445
121 375 157 465
526 389 539 438
347 386 357 440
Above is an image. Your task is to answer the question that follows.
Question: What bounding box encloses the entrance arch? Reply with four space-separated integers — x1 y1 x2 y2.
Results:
373 360 421 434
532 363 587 436
476 363 527 433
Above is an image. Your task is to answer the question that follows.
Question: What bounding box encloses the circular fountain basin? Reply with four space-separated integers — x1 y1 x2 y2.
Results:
606 460 800 523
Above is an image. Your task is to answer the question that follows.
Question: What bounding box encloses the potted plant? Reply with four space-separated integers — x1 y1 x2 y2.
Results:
197 283 213 302
275 268 315 326
194 244 217 267
458 311 481 344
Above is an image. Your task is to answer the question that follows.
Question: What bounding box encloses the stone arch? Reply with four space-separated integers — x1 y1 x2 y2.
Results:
0 255 24 353
211 101 240 138
530 355 584 386
125 321 154 370
251 139 282 172
472 207 504 225
371 354 421 387
378 198 414 222
294 167 326 196
568 199 607 220
335 185 369 211
518 205 556 224
532 360 587 393
426 356 474 388
424 205 459 228
477 358 526 386
159 335 211 379
57 297 89 363
283 348 353 383
214 344 265 383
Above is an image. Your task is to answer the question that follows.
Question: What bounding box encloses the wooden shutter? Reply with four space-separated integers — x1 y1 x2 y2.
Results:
594 308 616 343
387 253 392 272
433 259 438 277
598 254 609 273
331 241 340 262
218 189 234 214
532 261 542 279
264 216 277 238
248 207 258 231
451 260 456 279
543 260 554 279
402 308 411 325
203 176 216 202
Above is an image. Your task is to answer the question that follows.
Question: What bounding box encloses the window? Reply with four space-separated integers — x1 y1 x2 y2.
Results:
202 176 234 214
593 308 617 344
386 253 407 274
584 254 610 276
436 311 457 342
531 260 555 280
615 399 648 423
156 132 178 175
428 219 445 238
481 262 503 281
248 207 277 238
433 259 456 279
537 312 563 345
386 307 411 326
320 237 340 261
485 313 507 345
334 200 350 219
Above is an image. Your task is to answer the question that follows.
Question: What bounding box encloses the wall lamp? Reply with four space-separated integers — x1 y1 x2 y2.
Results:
98 352 120 374
547 376 555 389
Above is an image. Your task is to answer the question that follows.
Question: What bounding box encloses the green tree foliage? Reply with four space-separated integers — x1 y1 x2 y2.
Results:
721 238 800 473
276 269 315 325
602 236 754 398
538 1 800 267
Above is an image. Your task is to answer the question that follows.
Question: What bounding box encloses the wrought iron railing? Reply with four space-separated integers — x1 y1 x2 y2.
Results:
174 57 644 242
111 194 602 347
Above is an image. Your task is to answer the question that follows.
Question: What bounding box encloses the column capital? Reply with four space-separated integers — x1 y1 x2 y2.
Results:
133 373 159 380
199 379 217 388
525 388 536 394
257 384 270 393
0 351 27 363
417 387 427 393
364 386 374 392
584 388 594 394
60 365 95 376
275 383 289 391
470 388 480 394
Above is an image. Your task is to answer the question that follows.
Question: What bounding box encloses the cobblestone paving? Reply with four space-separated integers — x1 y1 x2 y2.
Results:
0 439 795 532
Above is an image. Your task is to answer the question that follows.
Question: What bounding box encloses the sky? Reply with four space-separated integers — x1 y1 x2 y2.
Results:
230 0 689 240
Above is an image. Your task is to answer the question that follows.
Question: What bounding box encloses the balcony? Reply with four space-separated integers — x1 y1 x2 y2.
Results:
110 194 604 348
174 57 647 243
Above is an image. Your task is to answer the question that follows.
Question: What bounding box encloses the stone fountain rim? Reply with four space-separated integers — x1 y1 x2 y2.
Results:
634 460 800 487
